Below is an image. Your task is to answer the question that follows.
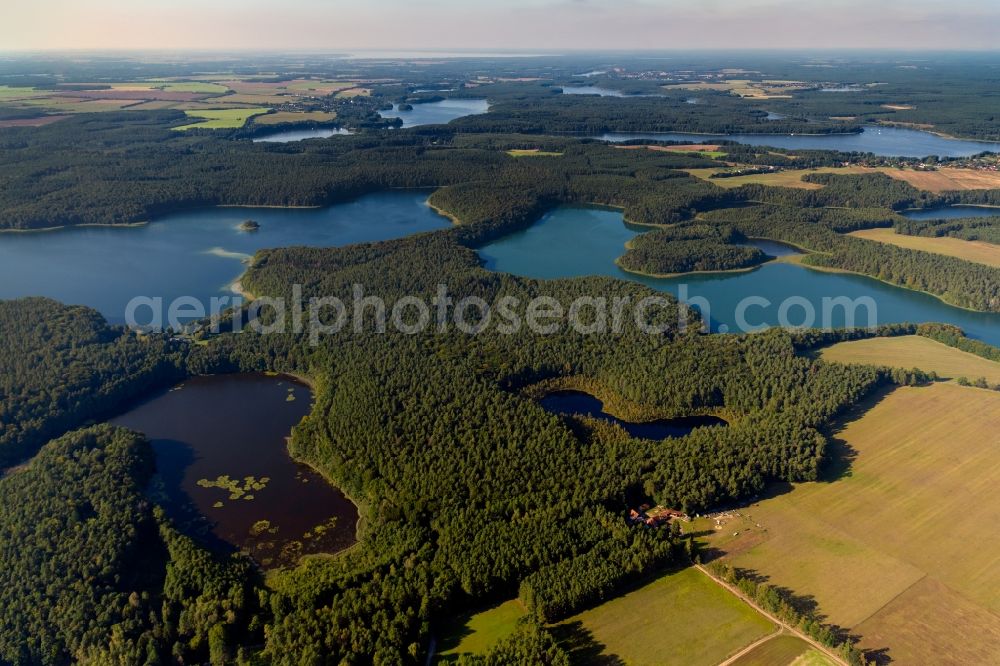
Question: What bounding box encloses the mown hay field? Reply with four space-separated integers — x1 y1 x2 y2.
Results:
850 228 1000 268
819 335 1000 383
693 383 1000 664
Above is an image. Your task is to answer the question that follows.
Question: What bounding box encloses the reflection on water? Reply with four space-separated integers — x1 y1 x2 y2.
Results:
595 126 1000 158
112 373 357 569
479 206 1000 346
253 127 351 143
0 190 450 322
379 99 489 128
901 205 1000 221
539 390 726 440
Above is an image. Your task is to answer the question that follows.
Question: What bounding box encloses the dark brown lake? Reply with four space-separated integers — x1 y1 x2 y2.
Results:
539 390 726 440
111 373 357 569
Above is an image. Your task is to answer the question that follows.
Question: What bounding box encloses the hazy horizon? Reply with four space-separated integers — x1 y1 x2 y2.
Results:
6 0 1000 52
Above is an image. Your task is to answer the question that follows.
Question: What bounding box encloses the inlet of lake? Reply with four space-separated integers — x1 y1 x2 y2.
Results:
900 205 1000 221
595 125 1000 158
379 98 489 127
111 373 357 569
539 391 726 439
0 190 452 323
478 206 1000 347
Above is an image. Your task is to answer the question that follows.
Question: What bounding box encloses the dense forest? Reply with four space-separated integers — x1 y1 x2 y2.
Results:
443 84 860 136
617 224 768 275
895 214 1000 244
0 215 915 662
203 216 916 662
0 424 263 665
0 298 184 467
696 203 1000 312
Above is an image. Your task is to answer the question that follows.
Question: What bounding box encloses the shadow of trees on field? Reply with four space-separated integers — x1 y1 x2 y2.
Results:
819 383 900 483
550 621 624 666
733 566 893 663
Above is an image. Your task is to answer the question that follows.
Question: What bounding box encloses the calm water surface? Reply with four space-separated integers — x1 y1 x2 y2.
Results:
0 190 451 322
561 86 627 97
253 127 351 143
479 207 1000 345
379 99 489 127
901 205 1000 221
539 390 726 439
595 126 1000 158
111 373 357 569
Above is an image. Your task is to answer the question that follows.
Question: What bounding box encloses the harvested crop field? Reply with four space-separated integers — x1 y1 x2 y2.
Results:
819 335 1000 383
692 383 1000 664
0 115 69 128
685 164 1000 193
879 167 1000 193
850 227 1000 267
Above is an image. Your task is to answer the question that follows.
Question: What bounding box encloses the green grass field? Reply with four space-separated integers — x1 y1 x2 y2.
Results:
0 86 45 100
436 599 526 661
172 107 270 130
253 111 338 126
557 567 776 666
730 634 836 666
819 335 1000 384
694 383 1000 663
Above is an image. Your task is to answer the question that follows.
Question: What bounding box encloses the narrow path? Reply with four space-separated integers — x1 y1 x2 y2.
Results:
696 564 848 666
717 629 785 666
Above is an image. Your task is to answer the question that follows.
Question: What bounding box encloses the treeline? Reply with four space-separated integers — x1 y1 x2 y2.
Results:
701 204 1000 311
0 298 185 468
618 224 767 275
895 214 1000 244
739 172 935 211
518 514 681 622
445 84 860 136
706 562 867 666
0 115 736 230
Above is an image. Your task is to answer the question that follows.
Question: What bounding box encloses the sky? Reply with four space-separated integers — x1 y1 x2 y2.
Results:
5 0 1000 51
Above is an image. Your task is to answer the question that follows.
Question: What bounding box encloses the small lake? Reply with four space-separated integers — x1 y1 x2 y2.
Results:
539 390 726 439
594 126 1000 158
478 206 1000 346
0 190 451 323
111 373 357 569
379 99 489 128
901 205 1000 221
253 127 351 143
561 86 627 97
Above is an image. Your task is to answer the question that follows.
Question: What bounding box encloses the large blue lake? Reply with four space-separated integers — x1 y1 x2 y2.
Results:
379 99 489 128
478 207 1000 346
0 191 451 323
596 126 1000 158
